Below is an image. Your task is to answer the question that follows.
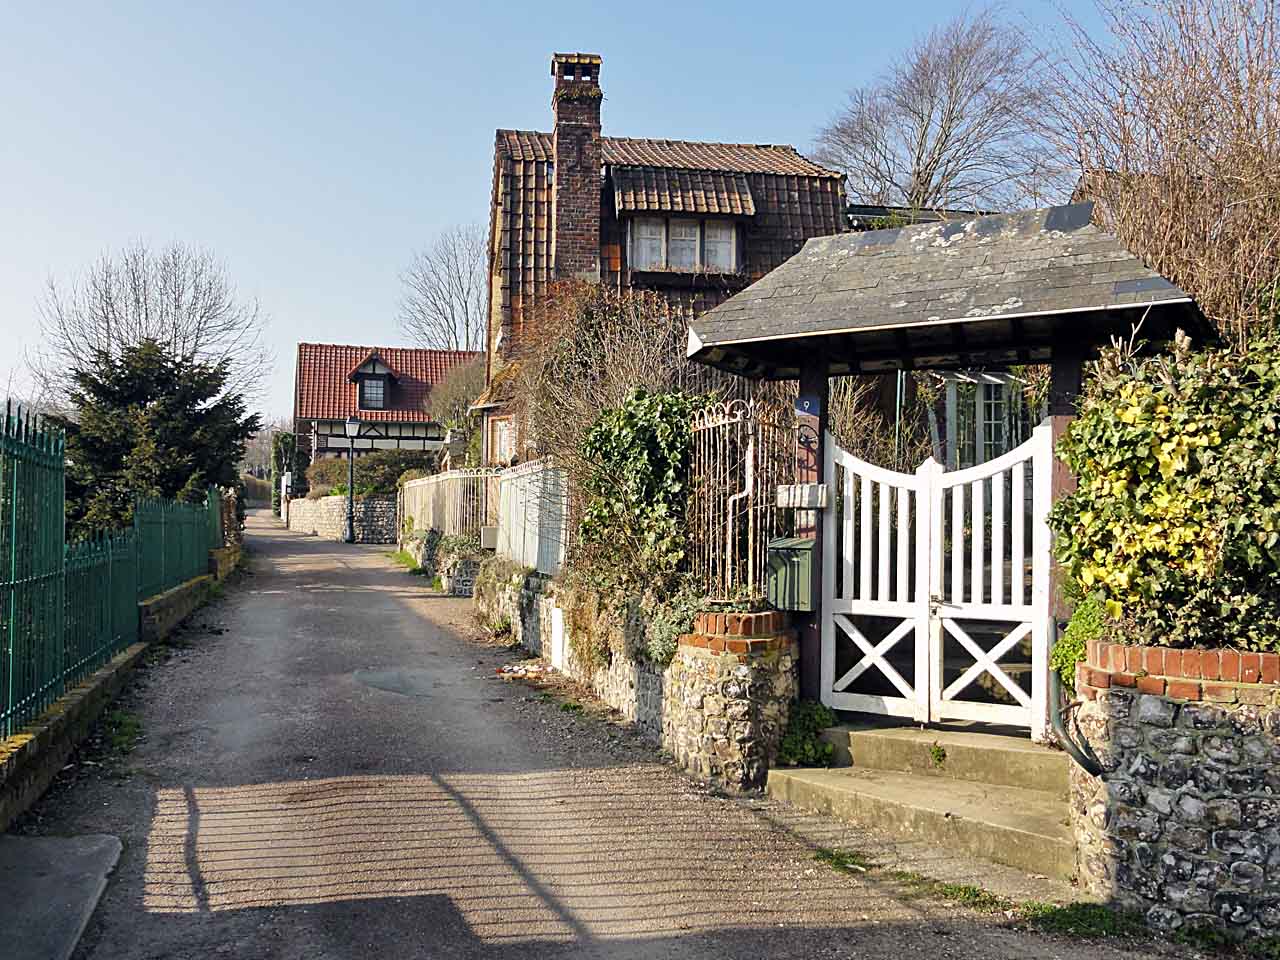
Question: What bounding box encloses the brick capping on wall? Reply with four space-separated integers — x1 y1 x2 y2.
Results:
1078 642 1280 705
680 611 794 658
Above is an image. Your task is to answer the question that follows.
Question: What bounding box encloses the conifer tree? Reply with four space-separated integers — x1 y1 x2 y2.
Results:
55 339 261 538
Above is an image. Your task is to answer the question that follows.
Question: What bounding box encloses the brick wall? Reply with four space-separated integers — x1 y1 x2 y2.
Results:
1072 641 1280 939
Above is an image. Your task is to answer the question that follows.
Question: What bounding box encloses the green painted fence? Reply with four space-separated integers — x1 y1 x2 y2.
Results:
135 493 222 601
0 409 66 739
0 404 225 738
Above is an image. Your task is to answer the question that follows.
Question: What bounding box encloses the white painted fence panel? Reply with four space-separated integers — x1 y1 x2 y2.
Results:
401 469 500 538
496 460 568 576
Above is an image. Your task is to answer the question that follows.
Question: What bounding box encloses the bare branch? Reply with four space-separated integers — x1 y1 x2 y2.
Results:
398 224 487 352
816 7 1063 210
1040 0 1280 345
32 240 271 403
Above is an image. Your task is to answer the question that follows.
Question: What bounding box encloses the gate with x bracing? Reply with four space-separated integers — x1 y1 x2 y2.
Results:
819 422 1054 741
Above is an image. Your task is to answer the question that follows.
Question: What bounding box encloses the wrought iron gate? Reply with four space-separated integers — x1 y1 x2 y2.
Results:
820 422 1053 740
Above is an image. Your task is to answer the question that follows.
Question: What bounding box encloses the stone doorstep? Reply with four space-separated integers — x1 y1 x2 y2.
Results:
821 723 1070 797
767 766 1076 881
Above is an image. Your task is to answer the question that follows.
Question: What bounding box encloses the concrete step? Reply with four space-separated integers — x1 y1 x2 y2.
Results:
820 723 1070 796
767 766 1075 881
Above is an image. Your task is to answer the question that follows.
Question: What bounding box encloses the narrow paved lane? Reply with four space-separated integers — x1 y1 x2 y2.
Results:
30 514 1152 959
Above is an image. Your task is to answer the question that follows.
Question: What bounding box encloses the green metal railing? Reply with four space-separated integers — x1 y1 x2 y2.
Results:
1 403 225 738
65 532 139 693
135 492 221 601
1 407 66 738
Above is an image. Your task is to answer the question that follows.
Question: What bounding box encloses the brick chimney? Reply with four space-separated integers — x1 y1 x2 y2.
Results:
550 53 603 281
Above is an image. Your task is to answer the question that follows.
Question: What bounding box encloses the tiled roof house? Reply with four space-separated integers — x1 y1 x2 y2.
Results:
293 343 480 461
476 52 847 464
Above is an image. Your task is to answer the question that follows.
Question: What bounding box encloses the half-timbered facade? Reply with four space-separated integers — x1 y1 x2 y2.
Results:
293 343 480 461
474 52 847 464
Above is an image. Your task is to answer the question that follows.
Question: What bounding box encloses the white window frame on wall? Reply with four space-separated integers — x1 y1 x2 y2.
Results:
631 217 667 270
703 219 736 272
627 217 738 273
359 376 386 410
668 220 700 270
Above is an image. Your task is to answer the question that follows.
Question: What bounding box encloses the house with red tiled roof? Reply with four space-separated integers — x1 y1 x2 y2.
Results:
473 52 847 464
293 343 480 462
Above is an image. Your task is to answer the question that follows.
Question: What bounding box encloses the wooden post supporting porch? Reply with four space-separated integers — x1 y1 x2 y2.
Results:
1048 342 1086 627
796 360 830 701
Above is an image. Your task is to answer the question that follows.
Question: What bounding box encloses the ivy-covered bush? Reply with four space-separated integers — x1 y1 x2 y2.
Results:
1049 328 1280 650
579 389 702 587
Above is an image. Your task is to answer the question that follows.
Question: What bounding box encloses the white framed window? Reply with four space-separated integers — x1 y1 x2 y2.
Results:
491 416 514 464
628 217 740 273
668 220 700 270
360 377 386 410
704 220 736 271
632 218 666 269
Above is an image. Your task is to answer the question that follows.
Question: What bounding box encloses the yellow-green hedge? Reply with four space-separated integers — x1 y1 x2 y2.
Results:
1049 329 1280 651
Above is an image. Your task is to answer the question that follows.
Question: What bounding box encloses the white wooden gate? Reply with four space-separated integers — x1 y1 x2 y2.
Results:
820 422 1053 740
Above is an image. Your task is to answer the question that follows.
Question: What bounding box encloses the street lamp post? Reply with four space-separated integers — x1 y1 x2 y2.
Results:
344 416 360 543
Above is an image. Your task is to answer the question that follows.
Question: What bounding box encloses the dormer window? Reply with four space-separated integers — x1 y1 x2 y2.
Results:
348 351 398 411
627 217 739 273
359 376 386 410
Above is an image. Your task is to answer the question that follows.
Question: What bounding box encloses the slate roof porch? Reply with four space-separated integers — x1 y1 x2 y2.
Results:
687 203 1214 381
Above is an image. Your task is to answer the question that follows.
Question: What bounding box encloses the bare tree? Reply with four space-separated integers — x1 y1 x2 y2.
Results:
427 357 485 427
1042 0 1280 347
34 241 270 404
399 224 487 352
816 7 1058 210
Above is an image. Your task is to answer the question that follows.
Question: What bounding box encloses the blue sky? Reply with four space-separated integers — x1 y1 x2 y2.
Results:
0 1 1098 418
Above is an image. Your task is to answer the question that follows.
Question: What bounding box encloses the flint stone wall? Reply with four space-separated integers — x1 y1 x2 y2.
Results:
286 495 397 543
1073 640 1280 939
473 557 795 792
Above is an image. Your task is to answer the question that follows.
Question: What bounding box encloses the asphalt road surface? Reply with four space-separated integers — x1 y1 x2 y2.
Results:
21 513 1165 960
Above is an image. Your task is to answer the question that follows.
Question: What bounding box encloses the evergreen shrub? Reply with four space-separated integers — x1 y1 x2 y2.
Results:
1049 329 1280 651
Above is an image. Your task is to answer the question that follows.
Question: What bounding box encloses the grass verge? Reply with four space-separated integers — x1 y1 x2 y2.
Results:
388 550 427 575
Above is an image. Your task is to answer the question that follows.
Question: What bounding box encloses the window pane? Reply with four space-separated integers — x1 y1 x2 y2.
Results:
669 221 698 270
361 378 384 408
633 219 665 269
704 220 734 270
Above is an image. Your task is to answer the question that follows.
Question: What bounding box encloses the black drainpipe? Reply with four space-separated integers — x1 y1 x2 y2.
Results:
1049 620 1108 780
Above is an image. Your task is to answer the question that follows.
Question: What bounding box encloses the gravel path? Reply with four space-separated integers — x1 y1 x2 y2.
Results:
14 513 1185 959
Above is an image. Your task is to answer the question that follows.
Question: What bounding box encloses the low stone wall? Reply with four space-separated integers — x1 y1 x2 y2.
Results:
286 495 397 543
208 545 241 581
442 558 481 597
139 575 216 643
0 641 149 832
1072 639 1280 939
474 558 796 792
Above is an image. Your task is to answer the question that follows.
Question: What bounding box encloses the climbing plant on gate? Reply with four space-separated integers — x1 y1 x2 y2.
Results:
578 389 703 588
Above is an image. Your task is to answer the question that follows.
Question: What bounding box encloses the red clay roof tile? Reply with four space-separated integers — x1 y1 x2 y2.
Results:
294 343 480 423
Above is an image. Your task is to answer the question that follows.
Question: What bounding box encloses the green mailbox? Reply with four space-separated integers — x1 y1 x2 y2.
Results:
767 536 815 613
